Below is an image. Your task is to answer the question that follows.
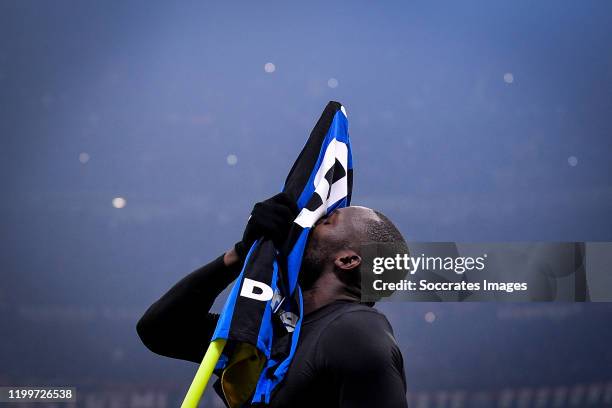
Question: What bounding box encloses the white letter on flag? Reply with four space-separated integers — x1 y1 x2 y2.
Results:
240 278 274 301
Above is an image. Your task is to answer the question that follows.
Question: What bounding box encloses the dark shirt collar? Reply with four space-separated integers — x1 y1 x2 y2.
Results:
303 299 359 325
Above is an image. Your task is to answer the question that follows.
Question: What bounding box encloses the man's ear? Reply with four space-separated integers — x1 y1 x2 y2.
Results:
333 249 362 271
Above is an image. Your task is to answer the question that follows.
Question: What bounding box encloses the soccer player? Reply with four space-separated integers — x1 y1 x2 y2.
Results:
137 193 409 407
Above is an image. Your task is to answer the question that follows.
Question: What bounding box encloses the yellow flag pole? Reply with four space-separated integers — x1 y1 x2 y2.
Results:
181 339 227 408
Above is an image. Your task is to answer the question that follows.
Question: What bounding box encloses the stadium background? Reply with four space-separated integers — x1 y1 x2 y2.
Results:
1 1 611 407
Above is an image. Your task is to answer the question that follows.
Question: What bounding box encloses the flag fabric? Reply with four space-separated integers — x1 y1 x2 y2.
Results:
211 101 353 406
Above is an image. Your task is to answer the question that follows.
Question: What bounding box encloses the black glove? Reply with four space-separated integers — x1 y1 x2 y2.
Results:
234 192 299 261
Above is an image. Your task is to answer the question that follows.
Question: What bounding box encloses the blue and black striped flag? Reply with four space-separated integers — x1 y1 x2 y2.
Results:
211 101 353 406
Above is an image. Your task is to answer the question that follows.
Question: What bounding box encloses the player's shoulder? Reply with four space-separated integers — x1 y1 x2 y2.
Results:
315 302 400 366
323 301 394 337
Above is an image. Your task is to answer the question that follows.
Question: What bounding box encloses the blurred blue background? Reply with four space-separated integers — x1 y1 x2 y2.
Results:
1 1 611 407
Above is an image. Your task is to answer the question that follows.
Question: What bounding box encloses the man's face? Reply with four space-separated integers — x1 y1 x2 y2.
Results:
299 206 378 290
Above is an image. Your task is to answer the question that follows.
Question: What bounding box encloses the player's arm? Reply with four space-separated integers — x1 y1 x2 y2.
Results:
136 250 242 363
136 192 297 363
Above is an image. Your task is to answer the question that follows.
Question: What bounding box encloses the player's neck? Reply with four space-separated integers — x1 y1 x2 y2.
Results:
302 271 359 315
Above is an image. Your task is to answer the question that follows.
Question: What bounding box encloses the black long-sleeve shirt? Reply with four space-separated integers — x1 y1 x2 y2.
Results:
137 255 408 407
137 254 236 363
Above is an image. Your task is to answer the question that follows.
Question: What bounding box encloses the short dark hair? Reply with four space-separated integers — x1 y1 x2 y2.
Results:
358 210 410 304
365 211 407 247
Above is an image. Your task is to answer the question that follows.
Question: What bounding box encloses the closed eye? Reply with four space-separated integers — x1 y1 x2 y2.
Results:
326 210 339 223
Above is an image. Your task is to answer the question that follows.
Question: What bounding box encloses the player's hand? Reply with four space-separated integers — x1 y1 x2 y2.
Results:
234 192 299 261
